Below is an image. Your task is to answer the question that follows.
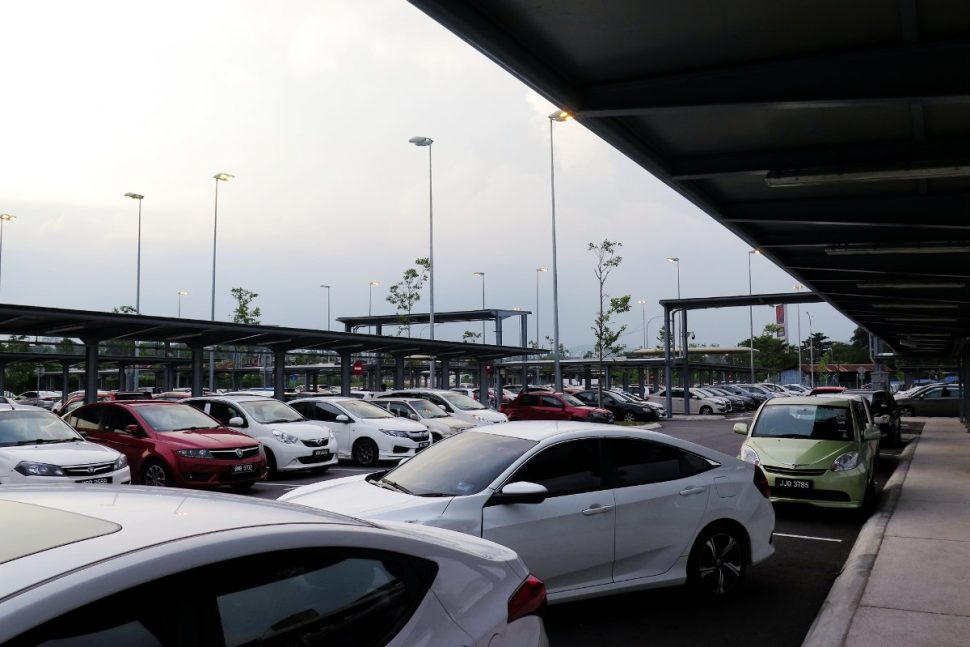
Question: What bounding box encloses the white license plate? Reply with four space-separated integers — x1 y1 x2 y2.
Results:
418 441 430 448
313 449 330 457
78 477 111 484
232 464 255 473
776 478 812 489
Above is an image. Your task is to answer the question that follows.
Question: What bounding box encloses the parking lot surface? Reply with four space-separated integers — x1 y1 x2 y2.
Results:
245 416 912 646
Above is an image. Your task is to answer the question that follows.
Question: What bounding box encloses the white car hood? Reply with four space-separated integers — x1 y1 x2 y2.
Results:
281 474 453 520
1 441 119 466
461 408 507 423
367 418 427 432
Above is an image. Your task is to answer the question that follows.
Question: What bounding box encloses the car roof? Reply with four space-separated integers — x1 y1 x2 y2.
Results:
184 395 273 403
764 396 851 408
0 403 46 412
0 486 368 600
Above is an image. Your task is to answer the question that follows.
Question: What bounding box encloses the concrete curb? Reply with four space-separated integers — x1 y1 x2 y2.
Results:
801 436 920 647
664 415 727 421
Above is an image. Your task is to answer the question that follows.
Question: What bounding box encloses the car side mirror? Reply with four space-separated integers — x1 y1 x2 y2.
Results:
408 413 420 421
336 414 350 423
124 424 145 436
228 417 245 427
864 426 882 441
733 423 748 435
488 481 548 505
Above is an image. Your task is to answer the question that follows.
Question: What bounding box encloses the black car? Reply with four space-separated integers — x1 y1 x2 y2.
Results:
701 386 757 411
717 384 768 406
843 389 902 447
573 390 659 422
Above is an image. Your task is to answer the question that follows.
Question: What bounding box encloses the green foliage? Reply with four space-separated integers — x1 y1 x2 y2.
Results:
462 330 482 343
386 258 431 336
113 305 137 314
231 287 262 325
589 239 631 405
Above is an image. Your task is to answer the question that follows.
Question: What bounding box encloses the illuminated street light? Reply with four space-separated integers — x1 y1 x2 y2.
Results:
409 135 436 386
177 290 189 318
210 172 234 391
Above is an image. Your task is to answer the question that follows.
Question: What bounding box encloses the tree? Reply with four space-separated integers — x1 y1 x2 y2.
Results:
386 258 431 336
462 330 481 343
230 288 261 325
588 239 631 405
113 305 137 315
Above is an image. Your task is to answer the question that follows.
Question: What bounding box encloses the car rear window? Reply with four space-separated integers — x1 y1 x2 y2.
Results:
753 404 853 441
0 500 120 565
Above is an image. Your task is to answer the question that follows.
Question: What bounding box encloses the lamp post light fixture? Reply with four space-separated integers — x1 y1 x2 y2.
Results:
209 172 234 391
320 284 331 331
409 135 436 386
548 110 571 390
535 267 548 348
747 249 760 382
177 290 188 318
0 213 17 294
123 193 145 314
637 299 648 349
367 280 380 335
472 272 486 342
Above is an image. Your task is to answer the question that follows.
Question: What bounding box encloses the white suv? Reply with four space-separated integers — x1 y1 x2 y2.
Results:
289 397 431 467
378 389 508 425
183 396 336 475
0 404 130 485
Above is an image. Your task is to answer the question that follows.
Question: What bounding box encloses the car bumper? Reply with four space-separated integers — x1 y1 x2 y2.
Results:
764 466 869 508
268 440 338 472
173 455 267 487
0 466 131 485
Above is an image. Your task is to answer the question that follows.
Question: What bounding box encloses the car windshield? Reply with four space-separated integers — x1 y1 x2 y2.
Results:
340 400 394 419
238 399 304 424
752 404 854 441
377 432 537 496
437 391 486 410
136 404 221 431
561 394 587 407
410 400 448 419
0 410 82 447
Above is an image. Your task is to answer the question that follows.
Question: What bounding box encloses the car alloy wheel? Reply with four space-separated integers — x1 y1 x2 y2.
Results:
699 405 713 415
899 406 914 417
142 461 170 487
689 528 746 597
354 438 379 467
623 411 636 422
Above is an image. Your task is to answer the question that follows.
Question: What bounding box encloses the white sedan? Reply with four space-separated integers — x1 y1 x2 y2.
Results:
0 486 548 646
281 422 776 603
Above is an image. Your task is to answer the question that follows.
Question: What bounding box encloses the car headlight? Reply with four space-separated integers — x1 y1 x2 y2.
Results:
175 448 213 459
14 461 66 477
113 454 128 470
471 414 491 423
271 430 300 444
739 445 760 465
832 451 861 471
379 428 409 438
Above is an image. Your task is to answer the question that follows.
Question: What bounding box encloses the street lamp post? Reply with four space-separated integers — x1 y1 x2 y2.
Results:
124 193 145 313
665 257 681 353
794 284 803 385
210 172 234 392
806 311 815 387
645 314 663 350
320 284 331 331
637 299 647 349
473 272 486 342
0 214 17 295
747 249 760 382
549 110 571 391
409 136 435 387
368 281 379 333
177 290 188 318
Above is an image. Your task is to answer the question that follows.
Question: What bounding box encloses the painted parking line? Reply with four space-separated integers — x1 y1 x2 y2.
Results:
255 482 301 487
773 532 842 543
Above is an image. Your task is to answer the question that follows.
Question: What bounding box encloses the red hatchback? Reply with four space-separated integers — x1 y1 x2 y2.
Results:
500 392 615 423
64 401 266 491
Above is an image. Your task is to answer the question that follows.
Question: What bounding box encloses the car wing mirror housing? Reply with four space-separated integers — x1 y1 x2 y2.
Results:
409 413 420 421
488 481 549 506
228 416 245 427
124 423 145 436
335 414 350 423
733 422 748 435
864 425 882 441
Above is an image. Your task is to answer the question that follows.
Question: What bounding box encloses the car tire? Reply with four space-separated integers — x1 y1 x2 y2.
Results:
687 525 747 598
899 406 914 417
353 438 379 467
263 448 278 478
230 481 255 492
622 411 637 423
142 460 171 487
699 405 713 415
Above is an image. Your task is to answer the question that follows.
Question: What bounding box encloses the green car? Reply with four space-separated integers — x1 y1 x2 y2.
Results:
734 397 881 509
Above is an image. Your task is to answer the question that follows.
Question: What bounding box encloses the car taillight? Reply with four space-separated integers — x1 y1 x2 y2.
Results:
508 574 546 623
753 464 770 499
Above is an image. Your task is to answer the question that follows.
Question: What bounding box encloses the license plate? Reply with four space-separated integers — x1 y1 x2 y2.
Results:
232 464 255 473
418 441 430 448
776 478 812 489
78 477 111 484
313 449 330 457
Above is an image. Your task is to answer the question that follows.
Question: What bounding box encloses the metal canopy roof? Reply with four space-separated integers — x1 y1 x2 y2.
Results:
0 304 537 361
658 292 824 311
409 0 970 359
338 308 530 329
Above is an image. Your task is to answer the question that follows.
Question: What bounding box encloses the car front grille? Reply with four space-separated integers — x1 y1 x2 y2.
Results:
301 438 329 447
764 466 828 477
63 462 116 476
208 446 261 460
297 453 332 464
407 431 429 441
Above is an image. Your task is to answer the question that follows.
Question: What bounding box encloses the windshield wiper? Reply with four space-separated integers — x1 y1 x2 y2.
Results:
171 426 216 432
16 438 56 445
266 418 299 423
378 478 413 495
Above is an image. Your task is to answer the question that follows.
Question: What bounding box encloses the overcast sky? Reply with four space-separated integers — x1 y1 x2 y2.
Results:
0 0 856 351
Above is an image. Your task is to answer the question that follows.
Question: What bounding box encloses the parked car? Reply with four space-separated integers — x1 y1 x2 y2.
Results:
378 389 508 425
782 384 811 394
371 397 476 442
289 397 431 467
501 391 614 423
282 422 775 603
0 404 130 485
451 386 515 406
573 389 658 422
894 383 962 417
649 388 727 415
736 384 782 400
843 389 902 447
757 383 792 397
690 387 735 412
809 386 846 395
15 391 62 410
717 384 768 406
702 385 757 411
610 389 667 417
64 401 265 490
735 396 881 509
182 395 336 475
53 390 150 416
0 487 548 646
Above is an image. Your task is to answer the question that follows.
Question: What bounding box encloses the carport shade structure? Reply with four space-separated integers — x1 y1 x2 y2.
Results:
0 303 541 404
407 0 970 420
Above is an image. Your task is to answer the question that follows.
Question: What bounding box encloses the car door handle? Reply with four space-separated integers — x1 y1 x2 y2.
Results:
582 504 614 516
679 486 706 496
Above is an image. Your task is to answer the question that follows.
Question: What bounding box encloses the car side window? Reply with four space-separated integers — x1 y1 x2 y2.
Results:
310 402 341 422
104 408 140 435
8 548 435 647
923 387 943 399
511 439 603 497
207 402 241 425
388 403 410 417
67 407 102 433
606 439 711 487
540 395 562 408
520 394 538 406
